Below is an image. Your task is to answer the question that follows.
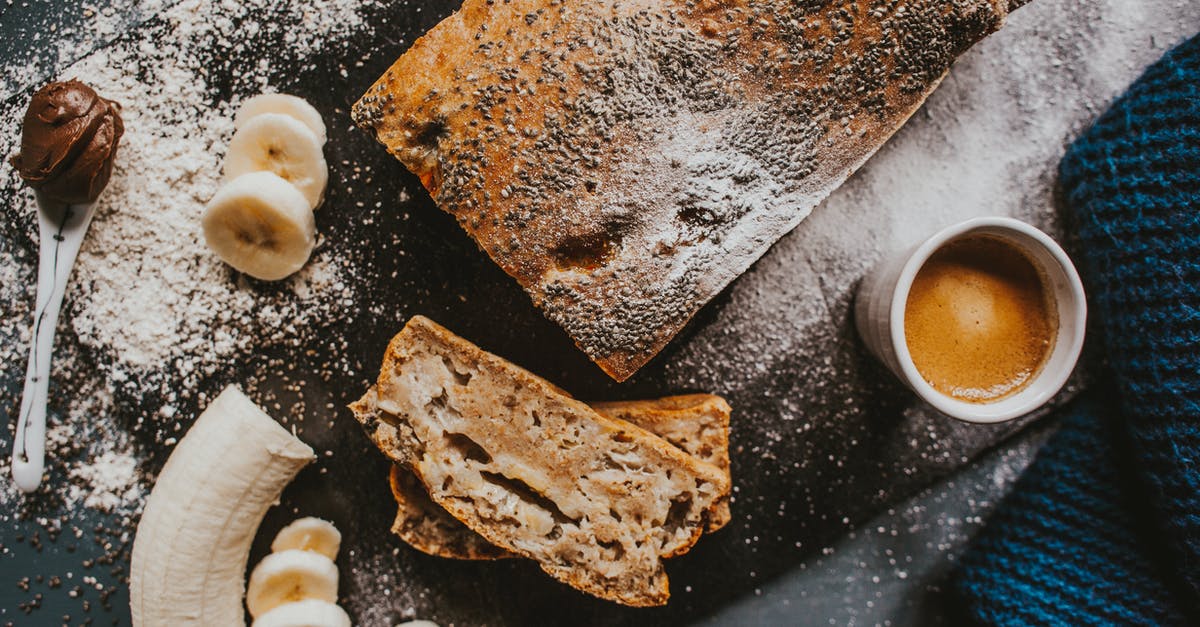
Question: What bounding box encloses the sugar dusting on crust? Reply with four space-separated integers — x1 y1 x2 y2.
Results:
353 0 1011 378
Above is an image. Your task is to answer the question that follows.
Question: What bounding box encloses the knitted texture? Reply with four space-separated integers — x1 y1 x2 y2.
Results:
954 32 1200 625
955 400 1187 625
1060 33 1200 597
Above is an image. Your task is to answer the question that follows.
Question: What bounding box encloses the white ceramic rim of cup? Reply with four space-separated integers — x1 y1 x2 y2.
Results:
887 217 1087 424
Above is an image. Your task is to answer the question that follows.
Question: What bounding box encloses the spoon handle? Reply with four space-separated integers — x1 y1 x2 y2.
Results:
12 201 95 493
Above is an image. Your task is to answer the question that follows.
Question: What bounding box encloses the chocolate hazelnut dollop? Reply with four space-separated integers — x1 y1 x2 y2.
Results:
10 79 124 205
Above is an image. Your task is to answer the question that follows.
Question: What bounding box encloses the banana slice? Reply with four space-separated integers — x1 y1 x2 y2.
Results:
225 113 328 209
203 171 316 281
246 549 339 619
271 517 342 560
237 94 327 145
252 599 351 627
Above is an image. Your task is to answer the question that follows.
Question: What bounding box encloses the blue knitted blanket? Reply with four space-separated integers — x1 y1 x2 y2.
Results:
953 33 1200 625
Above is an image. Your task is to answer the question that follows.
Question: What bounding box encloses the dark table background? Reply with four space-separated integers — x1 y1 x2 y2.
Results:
2 1 1194 625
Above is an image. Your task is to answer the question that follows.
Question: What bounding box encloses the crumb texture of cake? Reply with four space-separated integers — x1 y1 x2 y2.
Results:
592 395 733 531
372 393 733 561
350 316 729 606
387 452 518 560
353 0 1016 381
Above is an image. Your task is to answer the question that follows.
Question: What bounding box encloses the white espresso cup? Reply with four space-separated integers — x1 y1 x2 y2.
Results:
854 217 1087 424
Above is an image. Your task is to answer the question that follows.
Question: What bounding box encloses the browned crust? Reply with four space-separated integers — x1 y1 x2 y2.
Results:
353 0 1015 381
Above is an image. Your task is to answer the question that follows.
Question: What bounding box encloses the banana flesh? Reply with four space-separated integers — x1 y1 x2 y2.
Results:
129 386 315 626
202 171 316 281
203 94 327 281
225 113 328 210
246 549 339 618
247 517 349 625
254 600 351 627
236 94 328 146
271 517 341 560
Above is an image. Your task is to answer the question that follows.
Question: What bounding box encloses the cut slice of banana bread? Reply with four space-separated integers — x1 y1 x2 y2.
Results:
372 393 733 561
350 316 729 606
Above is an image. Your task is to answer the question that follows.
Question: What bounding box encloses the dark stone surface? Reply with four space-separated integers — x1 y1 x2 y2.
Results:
0 1 1130 625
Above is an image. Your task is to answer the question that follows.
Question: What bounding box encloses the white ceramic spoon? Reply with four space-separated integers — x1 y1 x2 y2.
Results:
11 194 97 493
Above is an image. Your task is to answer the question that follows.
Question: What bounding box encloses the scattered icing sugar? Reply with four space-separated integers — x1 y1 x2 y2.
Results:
0 0 373 413
67 450 143 514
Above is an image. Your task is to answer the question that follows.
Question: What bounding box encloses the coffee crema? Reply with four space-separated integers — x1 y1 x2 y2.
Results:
903 235 1056 404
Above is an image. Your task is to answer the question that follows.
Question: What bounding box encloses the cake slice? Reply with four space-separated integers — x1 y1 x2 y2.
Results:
350 316 729 606
353 0 1025 381
371 393 732 561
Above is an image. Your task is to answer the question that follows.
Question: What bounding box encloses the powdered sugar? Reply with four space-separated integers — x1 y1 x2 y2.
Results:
63 62 244 369
67 450 142 513
0 367 149 516
1 0 374 411
343 547 426 626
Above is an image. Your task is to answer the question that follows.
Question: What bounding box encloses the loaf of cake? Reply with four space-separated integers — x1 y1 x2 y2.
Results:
367 393 733 561
350 316 730 606
353 0 1026 380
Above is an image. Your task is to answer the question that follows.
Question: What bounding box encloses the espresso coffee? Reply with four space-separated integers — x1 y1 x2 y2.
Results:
904 235 1056 403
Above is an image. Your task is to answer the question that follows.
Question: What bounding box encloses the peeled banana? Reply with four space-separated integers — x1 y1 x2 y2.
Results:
225 113 328 210
202 171 316 281
236 94 328 146
129 386 315 626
